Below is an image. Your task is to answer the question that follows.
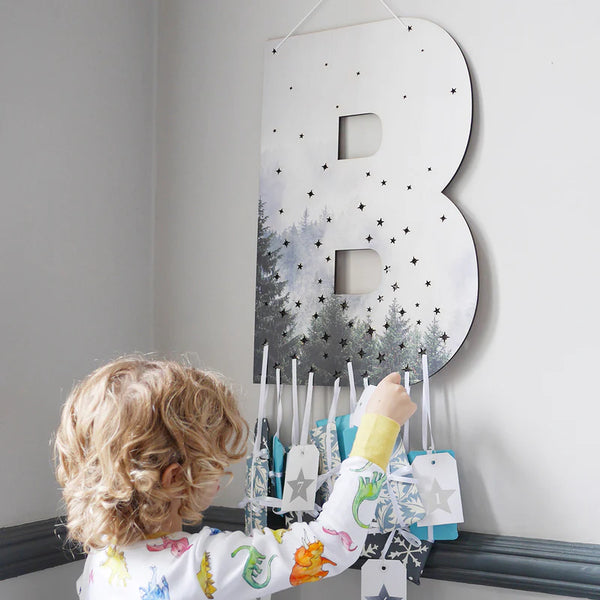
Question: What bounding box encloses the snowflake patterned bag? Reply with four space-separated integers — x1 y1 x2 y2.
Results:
310 377 342 505
357 530 433 585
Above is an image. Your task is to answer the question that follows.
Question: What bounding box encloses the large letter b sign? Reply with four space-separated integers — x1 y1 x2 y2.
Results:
254 18 478 385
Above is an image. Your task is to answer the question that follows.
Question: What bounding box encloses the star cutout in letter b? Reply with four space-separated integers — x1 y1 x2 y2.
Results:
365 584 404 600
285 468 315 501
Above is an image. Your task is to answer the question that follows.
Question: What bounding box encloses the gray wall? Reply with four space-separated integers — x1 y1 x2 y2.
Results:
2 1 599 599
0 1 156 596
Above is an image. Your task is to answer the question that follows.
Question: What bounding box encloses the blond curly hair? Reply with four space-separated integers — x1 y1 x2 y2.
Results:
54 356 249 551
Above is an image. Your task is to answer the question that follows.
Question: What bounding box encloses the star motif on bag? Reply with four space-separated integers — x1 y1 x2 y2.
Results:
365 584 404 600
286 468 315 501
422 478 456 514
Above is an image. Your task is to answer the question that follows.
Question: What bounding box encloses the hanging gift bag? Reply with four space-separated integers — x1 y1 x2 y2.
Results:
281 368 320 521
315 362 360 460
309 377 342 505
240 345 281 533
270 367 286 499
408 354 464 541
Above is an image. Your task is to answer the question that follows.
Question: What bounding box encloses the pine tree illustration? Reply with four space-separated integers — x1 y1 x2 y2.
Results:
347 316 378 384
370 299 412 382
254 198 299 382
299 296 350 384
422 317 451 376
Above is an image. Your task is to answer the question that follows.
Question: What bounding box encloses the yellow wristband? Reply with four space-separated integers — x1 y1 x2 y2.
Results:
349 413 400 470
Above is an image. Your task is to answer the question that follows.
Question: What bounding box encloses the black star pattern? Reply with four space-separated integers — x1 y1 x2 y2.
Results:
299 133 304 139
333 370 342 379
381 180 387 186
425 280 431 287
315 239 322 248
301 335 308 344
325 256 331 262
383 322 390 330
377 218 384 226
377 295 384 303
451 88 457 94
339 338 348 348
416 320 422 325
272 48 277 54
276 168 282 174
415 303 420 308
318 295 325 303
297 263 303 270
367 326 376 336
323 352 328 359
264 301 269 306
358 202 366 211
282 330 287 337
367 306 372 313
290 353 299 361
274 273 280 280
384 265 391 273
280 309 287 318
418 347 427 356
295 300 302 308
434 307 441 315
404 227 410 234
399 342 406 350
390 237 396 244
441 332 449 343
441 215 447 222
322 332 330 342
347 320 354 328
279 208 284 214
322 163 328 170
273 361 281 369
366 171 371 177
307 190 314 198
356 71 360 76
317 278 323 284
326 216 332 223
391 282 399 291
428 166 432 171
407 185 412 190
377 353 386 364
366 234 373 243
408 25 413 31
411 257 419 266
404 363 411 371
362 371 369 378
312 312 319 320
340 300 349 311
358 348 365 358
283 239 290 247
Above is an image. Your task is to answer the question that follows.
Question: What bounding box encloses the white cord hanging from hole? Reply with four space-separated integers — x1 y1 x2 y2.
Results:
272 0 408 54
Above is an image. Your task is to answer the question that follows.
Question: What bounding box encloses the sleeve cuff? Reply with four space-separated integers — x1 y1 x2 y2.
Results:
349 413 400 470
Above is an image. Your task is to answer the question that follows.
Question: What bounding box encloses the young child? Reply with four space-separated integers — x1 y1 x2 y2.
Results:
55 356 416 599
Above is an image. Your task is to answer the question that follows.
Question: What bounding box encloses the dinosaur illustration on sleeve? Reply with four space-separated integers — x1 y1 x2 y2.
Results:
197 551 217 599
139 566 170 600
322 527 358 551
352 472 386 528
146 535 192 557
289 539 337 586
231 545 276 589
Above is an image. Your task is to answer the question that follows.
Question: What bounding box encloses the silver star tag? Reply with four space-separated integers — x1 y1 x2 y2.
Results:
365 584 404 600
422 478 455 514
285 467 314 501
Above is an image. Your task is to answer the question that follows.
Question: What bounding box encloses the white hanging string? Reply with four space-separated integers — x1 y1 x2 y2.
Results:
347 362 357 412
300 371 315 446
273 0 408 53
421 354 435 452
402 370 411 451
291 358 300 446
326 377 341 475
275 367 283 439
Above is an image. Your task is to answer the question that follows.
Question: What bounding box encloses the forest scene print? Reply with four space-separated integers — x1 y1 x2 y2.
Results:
254 197 455 386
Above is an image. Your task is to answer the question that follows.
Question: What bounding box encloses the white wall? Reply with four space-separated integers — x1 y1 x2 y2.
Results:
0 0 156 597
154 0 600 599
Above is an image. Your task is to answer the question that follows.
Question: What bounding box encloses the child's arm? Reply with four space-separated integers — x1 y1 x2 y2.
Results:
197 373 414 599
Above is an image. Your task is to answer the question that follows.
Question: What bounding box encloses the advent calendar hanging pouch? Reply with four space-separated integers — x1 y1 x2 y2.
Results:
270 367 286 499
310 377 342 505
240 345 281 533
408 354 464 541
281 368 320 516
316 362 360 460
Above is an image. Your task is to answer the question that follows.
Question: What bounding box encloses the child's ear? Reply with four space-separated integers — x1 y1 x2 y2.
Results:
161 463 182 489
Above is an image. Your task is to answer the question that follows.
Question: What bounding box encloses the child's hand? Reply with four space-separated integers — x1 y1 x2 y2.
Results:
365 372 416 426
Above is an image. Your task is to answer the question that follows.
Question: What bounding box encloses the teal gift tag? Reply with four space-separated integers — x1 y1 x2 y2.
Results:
272 434 286 499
